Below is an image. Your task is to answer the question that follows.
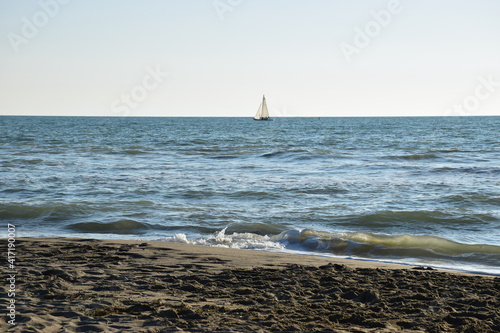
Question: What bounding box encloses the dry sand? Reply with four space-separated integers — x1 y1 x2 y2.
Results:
2 237 499 332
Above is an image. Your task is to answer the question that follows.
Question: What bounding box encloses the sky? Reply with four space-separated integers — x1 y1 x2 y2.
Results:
1 0 500 117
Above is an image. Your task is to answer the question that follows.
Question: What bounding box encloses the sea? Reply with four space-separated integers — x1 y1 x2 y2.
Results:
1 116 500 275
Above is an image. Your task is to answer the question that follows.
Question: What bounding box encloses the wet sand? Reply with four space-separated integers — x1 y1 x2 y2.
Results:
3 237 499 332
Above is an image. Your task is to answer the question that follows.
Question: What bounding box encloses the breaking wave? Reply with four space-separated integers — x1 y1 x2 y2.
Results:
166 227 500 275
167 228 285 251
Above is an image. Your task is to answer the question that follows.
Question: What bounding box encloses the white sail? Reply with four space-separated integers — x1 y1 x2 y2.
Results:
254 103 262 120
254 95 270 120
261 95 269 119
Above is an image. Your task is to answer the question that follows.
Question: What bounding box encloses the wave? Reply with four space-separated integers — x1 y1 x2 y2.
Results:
389 153 439 160
431 148 477 154
7 158 45 165
121 149 148 155
67 219 148 234
261 151 289 158
167 228 285 251
292 184 348 195
228 190 278 200
433 166 500 175
0 201 155 221
0 203 86 220
209 154 242 159
261 149 317 160
444 194 500 206
274 229 500 256
335 210 497 228
115 146 150 155
166 227 500 274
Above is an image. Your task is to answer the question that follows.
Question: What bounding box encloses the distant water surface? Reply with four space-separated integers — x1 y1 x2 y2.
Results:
1 116 499 274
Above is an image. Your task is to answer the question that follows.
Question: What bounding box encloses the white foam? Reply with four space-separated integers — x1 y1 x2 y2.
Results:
165 227 285 250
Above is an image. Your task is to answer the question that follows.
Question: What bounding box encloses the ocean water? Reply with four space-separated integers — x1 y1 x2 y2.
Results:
1 116 500 275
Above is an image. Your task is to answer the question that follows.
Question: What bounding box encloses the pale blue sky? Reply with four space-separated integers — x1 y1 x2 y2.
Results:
1 0 499 116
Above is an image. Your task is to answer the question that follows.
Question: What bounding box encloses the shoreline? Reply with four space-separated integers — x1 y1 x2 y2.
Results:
3 237 499 332
19 233 500 276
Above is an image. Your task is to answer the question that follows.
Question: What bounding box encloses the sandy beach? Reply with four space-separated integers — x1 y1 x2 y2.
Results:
3 238 499 332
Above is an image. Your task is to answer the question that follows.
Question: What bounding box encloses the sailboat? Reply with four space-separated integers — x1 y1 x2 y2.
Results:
253 95 272 121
